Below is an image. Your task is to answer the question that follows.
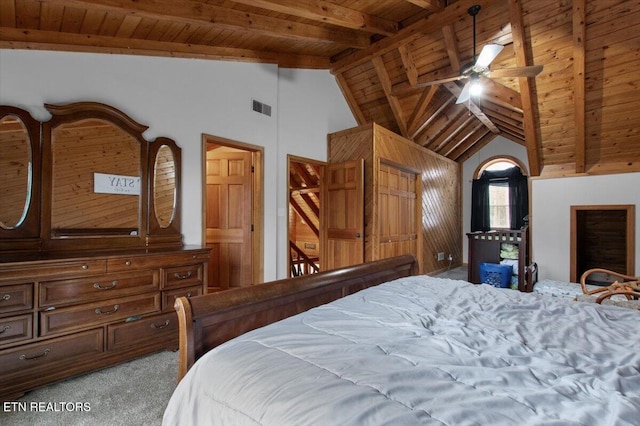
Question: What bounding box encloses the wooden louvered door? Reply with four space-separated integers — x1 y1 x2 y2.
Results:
377 162 419 261
321 160 364 271
206 150 253 290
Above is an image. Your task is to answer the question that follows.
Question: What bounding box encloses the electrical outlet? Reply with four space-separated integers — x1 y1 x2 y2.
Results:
448 254 453 261
437 252 445 261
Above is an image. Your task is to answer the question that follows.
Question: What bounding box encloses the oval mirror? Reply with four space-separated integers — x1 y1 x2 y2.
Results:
153 145 176 228
0 115 32 230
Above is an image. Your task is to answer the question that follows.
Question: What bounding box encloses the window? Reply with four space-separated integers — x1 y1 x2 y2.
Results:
485 161 514 229
471 158 528 231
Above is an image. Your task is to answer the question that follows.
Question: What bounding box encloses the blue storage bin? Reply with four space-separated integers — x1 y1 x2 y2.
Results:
479 263 513 288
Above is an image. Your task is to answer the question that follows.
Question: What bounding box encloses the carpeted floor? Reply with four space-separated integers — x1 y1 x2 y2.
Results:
1 350 178 426
1 266 468 426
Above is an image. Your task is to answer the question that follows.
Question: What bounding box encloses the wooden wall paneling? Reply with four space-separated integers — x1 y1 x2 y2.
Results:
328 124 460 274
374 125 462 273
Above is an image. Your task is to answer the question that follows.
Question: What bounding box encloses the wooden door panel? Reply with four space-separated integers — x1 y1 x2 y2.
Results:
206 151 252 290
322 160 364 271
378 163 418 260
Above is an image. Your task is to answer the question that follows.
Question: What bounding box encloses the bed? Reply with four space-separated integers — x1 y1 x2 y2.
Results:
164 255 640 425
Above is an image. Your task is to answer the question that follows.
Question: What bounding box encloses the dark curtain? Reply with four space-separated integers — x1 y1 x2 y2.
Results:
471 178 490 231
471 166 528 231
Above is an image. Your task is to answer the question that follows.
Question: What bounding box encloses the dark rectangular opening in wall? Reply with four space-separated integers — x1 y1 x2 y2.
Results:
570 205 635 283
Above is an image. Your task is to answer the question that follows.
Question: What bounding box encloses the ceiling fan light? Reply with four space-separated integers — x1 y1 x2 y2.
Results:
469 77 482 97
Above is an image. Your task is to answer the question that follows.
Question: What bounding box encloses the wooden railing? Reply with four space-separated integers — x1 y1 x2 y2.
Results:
290 241 319 277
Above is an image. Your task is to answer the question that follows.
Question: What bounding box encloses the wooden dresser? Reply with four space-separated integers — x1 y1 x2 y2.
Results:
0 246 209 400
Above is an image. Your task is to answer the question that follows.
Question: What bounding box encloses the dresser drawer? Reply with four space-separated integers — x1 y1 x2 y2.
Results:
106 251 208 272
107 312 178 351
0 314 33 346
40 293 161 336
0 328 103 376
0 283 33 314
0 259 106 281
163 264 203 289
162 285 202 311
39 270 159 307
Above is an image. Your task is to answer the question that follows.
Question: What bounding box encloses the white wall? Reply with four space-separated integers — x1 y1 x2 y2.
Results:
461 136 529 263
0 50 355 281
532 173 640 282
462 136 640 282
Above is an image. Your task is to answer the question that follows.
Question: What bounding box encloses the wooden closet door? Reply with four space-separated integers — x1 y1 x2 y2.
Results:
377 162 418 261
321 160 364 271
206 151 253 290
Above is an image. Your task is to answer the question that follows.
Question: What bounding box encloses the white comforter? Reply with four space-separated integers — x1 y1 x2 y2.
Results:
163 276 640 425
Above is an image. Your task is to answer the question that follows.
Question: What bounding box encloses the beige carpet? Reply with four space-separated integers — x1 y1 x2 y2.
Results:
1 350 178 426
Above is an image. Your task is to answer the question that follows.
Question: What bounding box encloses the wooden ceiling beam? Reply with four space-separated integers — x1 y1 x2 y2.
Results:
573 0 587 173
404 0 445 12
0 28 329 68
408 85 439 136
335 73 367 124
482 100 523 121
480 78 523 111
372 56 409 138
453 130 495 163
441 24 461 71
418 102 467 147
290 196 319 236
430 114 478 154
413 96 455 141
291 162 318 189
497 129 526 145
444 82 500 133
331 0 504 74
42 0 371 48
398 44 419 87
230 0 398 36
508 0 542 176
442 121 486 158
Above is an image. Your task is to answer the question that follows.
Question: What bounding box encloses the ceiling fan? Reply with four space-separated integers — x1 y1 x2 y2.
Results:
414 4 543 104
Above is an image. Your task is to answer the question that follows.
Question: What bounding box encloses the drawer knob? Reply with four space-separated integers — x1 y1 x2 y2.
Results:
1 294 10 301
0 325 11 334
95 304 120 315
82 264 88 270
150 320 170 329
125 261 132 266
19 348 50 361
93 280 119 290
174 271 192 279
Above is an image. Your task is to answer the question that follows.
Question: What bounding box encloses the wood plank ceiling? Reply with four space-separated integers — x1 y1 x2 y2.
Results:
1 0 639 177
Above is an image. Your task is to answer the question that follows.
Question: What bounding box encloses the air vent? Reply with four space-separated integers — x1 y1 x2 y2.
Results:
252 99 272 117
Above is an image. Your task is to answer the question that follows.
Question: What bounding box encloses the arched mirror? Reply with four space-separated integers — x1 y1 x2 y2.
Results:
148 137 181 242
0 106 40 246
49 117 142 237
153 144 177 228
42 102 150 251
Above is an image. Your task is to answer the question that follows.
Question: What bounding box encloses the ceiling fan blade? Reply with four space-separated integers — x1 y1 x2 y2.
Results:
475 44 504 68
414 74 466 88
487 65 544 78
456 82 472 104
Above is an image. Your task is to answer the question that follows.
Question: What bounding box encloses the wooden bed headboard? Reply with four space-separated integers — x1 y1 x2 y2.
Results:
174 254 419 381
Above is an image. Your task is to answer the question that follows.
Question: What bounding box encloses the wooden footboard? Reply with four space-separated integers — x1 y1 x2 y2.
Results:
174 254 419 382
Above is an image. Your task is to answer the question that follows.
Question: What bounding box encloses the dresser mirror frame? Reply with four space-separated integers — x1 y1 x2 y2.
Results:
0 102 182 253
0 106 41 250
148 136 182 244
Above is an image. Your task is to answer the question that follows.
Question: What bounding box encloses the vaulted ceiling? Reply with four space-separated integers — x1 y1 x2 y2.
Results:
1 0 639 177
